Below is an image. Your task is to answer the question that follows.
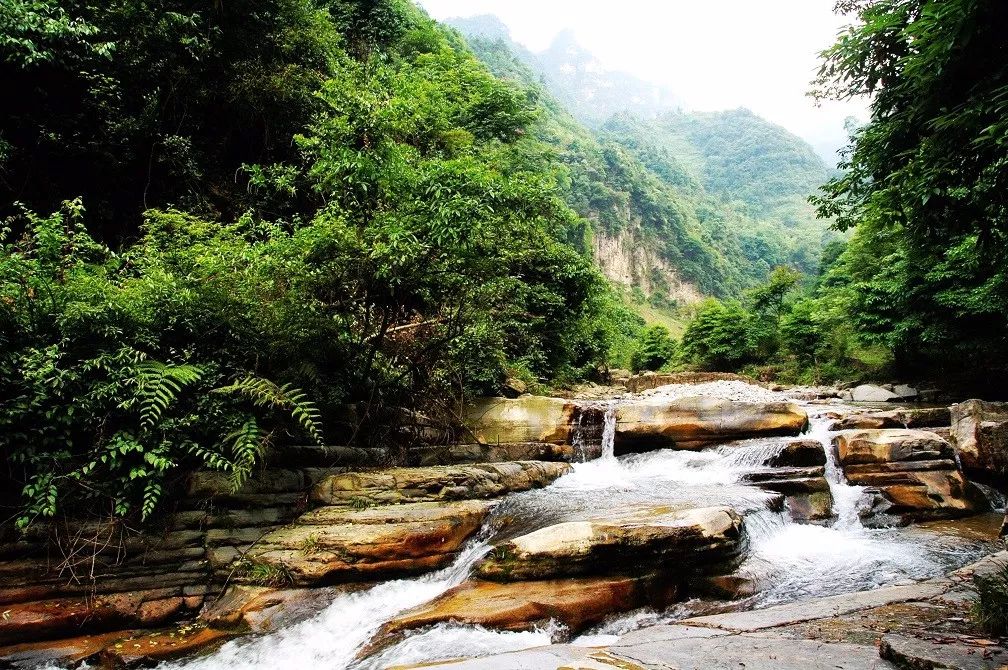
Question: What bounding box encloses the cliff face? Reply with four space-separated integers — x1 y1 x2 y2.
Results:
592 227 703 306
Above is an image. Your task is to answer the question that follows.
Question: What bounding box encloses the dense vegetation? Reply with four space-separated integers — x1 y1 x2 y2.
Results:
0 0 621 528
675 0 1008 389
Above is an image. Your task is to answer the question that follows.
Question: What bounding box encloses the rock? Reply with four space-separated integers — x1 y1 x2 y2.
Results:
834 429 954 465
784 491 835 522
464 396 580 445
850 384 900 402
501 377 528 398
742 467 833 522
1002 511 1007 537
764 439 827 468
409 442 576 466
879 634 1008 670
829 407 952 431
98 624 232 667
614 397 808 453
950 399 1008 476
0 630 135 669
312 461 570 507
835 430 982 521
473 507 746 582
0 589 194 646
372 576 681 652
893 384 919 399
625 371 755 393
243 501 492 586
202 584 356 633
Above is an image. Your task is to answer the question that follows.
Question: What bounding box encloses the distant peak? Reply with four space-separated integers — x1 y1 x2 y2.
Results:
445 14 512 42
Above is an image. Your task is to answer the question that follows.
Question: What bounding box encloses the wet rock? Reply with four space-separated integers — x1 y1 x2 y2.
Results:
242 501 491 586
850 384 900 402
764 439 827 468
614 397 808 453
0 630 135 669
373 576 681 652
829 407 951 431
835 429 954 465
835 430 983 521
202 584 357 633
98 624 232 667
311 461 571 506
409 442 576 466
473 507 746 581
464 396 580 445
950 399 1008 476
742 467 833 523
0 589 194 646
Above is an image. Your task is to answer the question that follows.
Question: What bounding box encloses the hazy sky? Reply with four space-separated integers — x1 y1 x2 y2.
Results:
416 0 868 162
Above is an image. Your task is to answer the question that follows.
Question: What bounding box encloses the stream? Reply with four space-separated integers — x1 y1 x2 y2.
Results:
159 394 1002 670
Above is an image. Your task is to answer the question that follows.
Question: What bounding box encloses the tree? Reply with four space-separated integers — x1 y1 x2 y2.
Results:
811 0 1008 378
630 325 677 373
680 299 754 371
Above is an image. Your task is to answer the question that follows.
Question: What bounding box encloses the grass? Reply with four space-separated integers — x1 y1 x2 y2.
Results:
240 560 293 587
299 533 322 555
971 562 1008 637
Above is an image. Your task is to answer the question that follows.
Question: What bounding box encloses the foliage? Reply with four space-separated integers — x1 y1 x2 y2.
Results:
680 299 755 371
971 562 1008 637
0 2 617 529
811 0 1008 379
630 325 677 373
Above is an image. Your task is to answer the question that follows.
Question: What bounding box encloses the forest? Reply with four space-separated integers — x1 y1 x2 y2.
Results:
1 0 1007 531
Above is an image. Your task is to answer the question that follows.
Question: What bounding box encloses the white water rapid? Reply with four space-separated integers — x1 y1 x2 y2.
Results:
153 389 999 670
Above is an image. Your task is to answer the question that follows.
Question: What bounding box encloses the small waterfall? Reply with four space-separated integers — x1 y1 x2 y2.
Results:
601 402 617 460
806 411 865 530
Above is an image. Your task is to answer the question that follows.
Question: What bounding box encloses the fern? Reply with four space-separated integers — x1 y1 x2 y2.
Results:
135 361 204 431
223 417 267 491
215 375 324 445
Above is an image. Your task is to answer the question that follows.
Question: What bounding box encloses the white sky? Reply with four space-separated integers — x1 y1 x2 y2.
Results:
417 0 869 162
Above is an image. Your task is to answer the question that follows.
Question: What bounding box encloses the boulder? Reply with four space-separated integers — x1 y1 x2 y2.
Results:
464 396 580 445
0 630 135 669
834 430 953 465
742 467 833 522
764 440 826 468
950 399 1008 476
834 430 983 521
201 584 358 633
242 501 492 586
372 576 681 651
850 384 899 403
312 461 571 507
893 384 919 400
614 397 808 453
473 507 745 582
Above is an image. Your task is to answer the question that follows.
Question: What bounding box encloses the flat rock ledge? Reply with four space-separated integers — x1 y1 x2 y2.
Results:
311 461 572 506
241 500 494 585
473 507 746 581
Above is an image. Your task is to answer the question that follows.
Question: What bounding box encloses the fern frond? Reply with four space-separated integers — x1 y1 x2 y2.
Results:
223 418 267 491
136 361 204 431
215 375 324 446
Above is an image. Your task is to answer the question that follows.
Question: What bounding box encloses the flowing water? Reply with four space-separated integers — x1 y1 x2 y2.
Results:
157 393 1000 670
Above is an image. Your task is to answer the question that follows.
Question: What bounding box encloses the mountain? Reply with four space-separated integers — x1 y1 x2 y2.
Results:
447 16 838 303
446 17 683 127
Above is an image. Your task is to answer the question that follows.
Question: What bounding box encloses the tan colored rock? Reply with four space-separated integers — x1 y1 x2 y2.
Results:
98 624 232 666
950 399 1008 475
614 397 808 453
312 461 571 507
373 576 681 652
473 507 745 582
829 407 951 432
464 396 580 445
0 630 134 668
242 501 492 586
202 584 360 633
834 430 953 466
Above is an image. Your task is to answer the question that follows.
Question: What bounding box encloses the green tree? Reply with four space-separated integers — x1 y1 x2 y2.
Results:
630 325 677 373
811 0 1008 379
680 299 755 371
